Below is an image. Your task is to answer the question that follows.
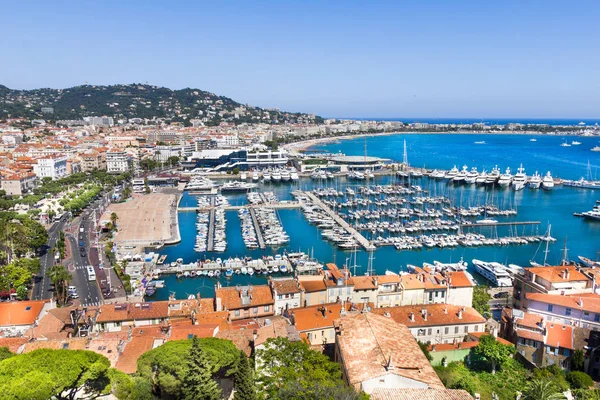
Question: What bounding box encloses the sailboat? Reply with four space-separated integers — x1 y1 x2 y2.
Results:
530 225 555 267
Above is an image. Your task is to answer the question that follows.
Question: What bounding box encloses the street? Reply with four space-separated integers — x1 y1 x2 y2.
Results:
32 219 66 300
67 230 102 307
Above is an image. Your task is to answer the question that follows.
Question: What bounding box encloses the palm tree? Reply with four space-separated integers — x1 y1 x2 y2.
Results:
521 377 566 400
110 212 118 228
47 265 71 305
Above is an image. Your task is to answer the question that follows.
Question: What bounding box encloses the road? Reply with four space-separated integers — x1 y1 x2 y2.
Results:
32 219 66 300
67 226 102 306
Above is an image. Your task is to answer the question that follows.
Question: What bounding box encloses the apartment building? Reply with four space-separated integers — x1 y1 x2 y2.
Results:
269 277 302 316
106 150 131 174
33 155 67 179
214 284 274 321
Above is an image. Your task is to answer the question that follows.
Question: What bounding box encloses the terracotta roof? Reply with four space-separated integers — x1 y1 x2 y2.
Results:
428 342 479 352
526 293 600 314
546 322 574 349
299 279 327 293
115 326 166 374
169 324 219 341
0 337 28 353
96 302 170 323
216 329 253 356
503 307 543 330
336 313 444 389
446 271 475 288
377 275 401 284
353 276 378 290
370 388 473 400
0 301 46 327
292 303 343 332
399 274 426 290
525 265 590 283
24 310 65 338
270 278 301 295
216 285 274 310
468 332 514 346
512 328 544 342
372 304 486 327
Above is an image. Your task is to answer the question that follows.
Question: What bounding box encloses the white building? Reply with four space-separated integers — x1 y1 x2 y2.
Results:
106 150 130 174
84 116 114 127
270 278 302 315
33 155 68 180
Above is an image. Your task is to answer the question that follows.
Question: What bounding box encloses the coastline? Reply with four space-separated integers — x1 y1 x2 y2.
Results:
282 130 569 153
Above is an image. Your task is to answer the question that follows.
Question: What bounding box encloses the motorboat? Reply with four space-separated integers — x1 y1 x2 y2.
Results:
429 170 445 179
290 171 299 181
530 138 537 142
542 171 554 190
560 139 571 147
272 170 282 182
281 170 291 182
472 259 513 287
465 167 479 184
433 258 467 271
486 166 501 185
497 167 513 187
512 164 527 191
240 172 247 181
529 171 542 189
452 165 468 183
252 171 259 181
581 203 600 221
220 181 258 193
572 141 582 145
445 166 459 180
262 171 271 182
475 170 487 185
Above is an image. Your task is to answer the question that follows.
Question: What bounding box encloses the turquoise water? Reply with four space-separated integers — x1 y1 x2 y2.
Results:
156 134 600 299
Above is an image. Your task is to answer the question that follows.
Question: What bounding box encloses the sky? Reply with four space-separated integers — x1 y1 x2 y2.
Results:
1 1 599 118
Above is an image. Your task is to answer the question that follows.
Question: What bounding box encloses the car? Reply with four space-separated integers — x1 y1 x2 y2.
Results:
494 292 509 299
68 286 76 291
79 241 84 247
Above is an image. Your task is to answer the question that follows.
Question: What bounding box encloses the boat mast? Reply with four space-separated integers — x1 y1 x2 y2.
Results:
561 237 569 266
543 224 551 266
367 247 375 276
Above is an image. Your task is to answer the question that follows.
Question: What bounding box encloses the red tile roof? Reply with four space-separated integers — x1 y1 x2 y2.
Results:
526 293 600 313
372 304 486 327
215 285 274 310
0 301 46 327
291 303 343 332
525 265 590 283
370 388 473 400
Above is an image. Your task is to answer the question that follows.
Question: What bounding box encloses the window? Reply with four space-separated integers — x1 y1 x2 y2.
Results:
464 326 469 333
548 304 553 312
595 314 600 322
584 311 590 317
455 326 459 334
264 305 270 312
445 327 449 334
278 295 283 300
418 329 426 336
474 325 479 332
427 328 432 335
234 310 241 317
253 307 258 314
566 308 572 316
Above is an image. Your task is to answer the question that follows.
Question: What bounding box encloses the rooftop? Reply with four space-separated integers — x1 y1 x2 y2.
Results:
525 265 590 283
215 285 274 310
292 303 343 332
372 304 486 327
369 388 473 400
0 301 46 327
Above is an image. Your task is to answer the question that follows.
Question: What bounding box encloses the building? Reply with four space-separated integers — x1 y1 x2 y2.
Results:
524 292 600 330
269 278 302 315
501 308 575 369
245 149 289 169
351 276 379 306
0 171 37 195
33 155 67 179
372 304 487 345
369 388 472 400
215 284 274 321
291 303 343 346
84 116 114 127
80 151 106 172
513 266 592 308
106 150 131 174
0 301 49 337
334 312 445 394
298 276 328 307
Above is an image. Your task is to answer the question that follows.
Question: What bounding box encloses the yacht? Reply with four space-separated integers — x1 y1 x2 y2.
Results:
272 170 282 182
262 170 271 183
560 139 571 147
348 170 365 180
433 258 468 271
592 146 600 152
445 166 459 180
542 171 554 190
475 170 487 185
512 164 527 191
430 169 445 179
572 141 582 145
472 259 513 287
486 166 501 185
529 171 542 189
497 167 513 187
582 203 600 221
290 170 299 181
465 167 479 184
185 176 216 191
311 169 327 180
240 172 247 181
221 181 258 193
281 169 291 182
252 171 259 181
453 165 468 183
530 138 537 142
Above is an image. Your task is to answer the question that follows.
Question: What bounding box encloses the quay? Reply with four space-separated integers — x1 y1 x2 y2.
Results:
302 191 376 250
249 208 266 249
460 221 540 227
177 201 302 212
207 209 216 252
155 257 294 275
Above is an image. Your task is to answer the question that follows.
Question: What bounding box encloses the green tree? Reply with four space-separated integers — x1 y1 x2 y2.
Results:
234 351 256 400
470 335 515 374
110 212 118 228
47 264 71 305
16 285 28 300
473 286 491 317
232 167 240 175
521 377 566 400
256 337 346 399
418 341 433 362
572 389 600 400
0 349 119 400
0 347 13 362
181 336 221 400
571 349 585 371
566 371 594 389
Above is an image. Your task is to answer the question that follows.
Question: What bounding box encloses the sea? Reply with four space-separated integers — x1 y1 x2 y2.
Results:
155 133 600 300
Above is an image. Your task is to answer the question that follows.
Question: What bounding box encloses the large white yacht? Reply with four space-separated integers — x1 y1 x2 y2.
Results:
529 171 542 189
512 164 527 191
472 259 513 287
486 166 501 185
582 203 600 221
453 165 468 183
497 167 513 187
465 167 479 184
272 170 282 182
445 166 459 180
542 171 554 190
281 169 291 182
475 170 487 185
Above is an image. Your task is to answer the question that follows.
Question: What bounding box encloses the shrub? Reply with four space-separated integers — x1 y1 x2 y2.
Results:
566 371 594 389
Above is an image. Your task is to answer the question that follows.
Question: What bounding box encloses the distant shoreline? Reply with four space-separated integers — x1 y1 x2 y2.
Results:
283 130 562 153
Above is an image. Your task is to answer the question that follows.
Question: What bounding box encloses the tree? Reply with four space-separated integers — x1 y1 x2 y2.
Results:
473 286 491 317
256 337 347 399
418 341 433 362
110 212 118 228
232 167 240 175
0 349 120 400
571 349 585 371
0 347 13 362
234 351 256 400
470 335 515 374
566 371 594 389
16 285 28 300
181 336 221 400
47 264 71 305
521 377 566 400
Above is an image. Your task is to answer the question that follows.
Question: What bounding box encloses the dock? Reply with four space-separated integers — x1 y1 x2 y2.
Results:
303 191 375 250
249 208 266 249
460 221 541 227
178 201 301 212
207 209 215 251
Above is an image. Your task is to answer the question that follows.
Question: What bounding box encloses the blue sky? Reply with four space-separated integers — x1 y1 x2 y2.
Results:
1 1 599 118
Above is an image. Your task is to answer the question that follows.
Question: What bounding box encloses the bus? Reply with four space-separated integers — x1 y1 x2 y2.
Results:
86 266 96 282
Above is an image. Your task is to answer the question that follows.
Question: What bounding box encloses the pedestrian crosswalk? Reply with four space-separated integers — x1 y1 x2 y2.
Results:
81 301 101 307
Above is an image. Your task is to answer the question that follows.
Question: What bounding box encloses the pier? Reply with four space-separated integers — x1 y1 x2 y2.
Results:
460 221 541 227
207 209 216 251
249 208 266 249
302 191 375 250
178 201 301 212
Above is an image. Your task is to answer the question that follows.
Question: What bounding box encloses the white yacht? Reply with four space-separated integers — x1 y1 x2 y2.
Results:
542 171 554 190
221 181 258 193
262 170 271 182
290 170 299 181
560 139 571 147
272 170 282 182
281 169 291 182
472 259 513 287
252 171 259 181
240 172 247 181
185 176 216 191
529 171 542 189
512 164 527 191
476 170 487 185
497 167 513 187
572 141 582 145
465 167 479 184
530 138 537 142
433 258 468 271
486 166 501 185
453 165 468 183
445 166 459 180
430 169 445 179
582 203 600 221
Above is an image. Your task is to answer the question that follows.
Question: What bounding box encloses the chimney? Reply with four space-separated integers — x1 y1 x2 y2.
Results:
444 307 448 314
386 353 395 371
578 297 584 307
566 269 570 279
374 277 378 286
321 307 327 318
421 309 427 321
458 308 463 319
215 297 222 312
409 312 415 322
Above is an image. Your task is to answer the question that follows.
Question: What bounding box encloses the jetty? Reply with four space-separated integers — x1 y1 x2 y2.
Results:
249 208 266 249
303 191 375 250
207 209 216 252
460 221 540 227
178 201 301 212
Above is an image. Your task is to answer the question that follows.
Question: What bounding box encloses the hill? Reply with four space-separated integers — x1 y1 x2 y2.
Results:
0 83 322 126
